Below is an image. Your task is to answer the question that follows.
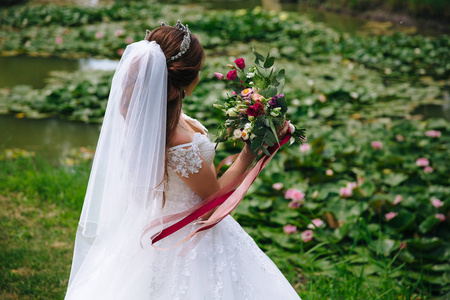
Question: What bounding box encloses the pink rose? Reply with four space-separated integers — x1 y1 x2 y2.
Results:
385 212 398 221
326 169 334 176
307 219 324 229
319 94 326 103
300 143 311 152
125 37 133 44
114 29 124 37
416 158 429 167
423 166 433 173
371 141 383 150
393 195 403 205
288 201 301 209
431 198 443 208
95 31 103 39
226 69 237 80
301 230 313 242
272 182 283 190
283 224 297 235
234 58 245 69
339 187 352 198
435 213 446 222
246 100 265 117
55 36 63 44
117 48 124 56
252 92 263 101
425 130 441 138
214 72 224 80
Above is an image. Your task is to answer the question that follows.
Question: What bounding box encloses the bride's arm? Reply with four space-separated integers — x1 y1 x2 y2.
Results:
175 122 289 201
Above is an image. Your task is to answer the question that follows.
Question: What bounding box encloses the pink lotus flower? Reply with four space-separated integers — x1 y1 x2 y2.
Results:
431 198 444 208
283 224 297 235
272 182 283 190
339 187 352 198
226 69 237 81
423 166 434 173
385 212 398 221
371 141 383 150
393 195 403 205
307 219 324 229
301 230 313 242
435 213 446 222
425 130 441 138
285 188 305 202
234 58 245 69
346 182 357 190
214 72 224 80
288 201 301 209
396 134 404 142
114 29 124 37
125 37 133 44
300 143 311 152
416 158 429 167
326 169 333 176
55 36 63 44
319 94 326 103
117 48 124 56
95 31 103 39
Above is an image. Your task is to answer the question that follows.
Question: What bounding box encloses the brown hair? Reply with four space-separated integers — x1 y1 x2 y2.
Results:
146 25 205 202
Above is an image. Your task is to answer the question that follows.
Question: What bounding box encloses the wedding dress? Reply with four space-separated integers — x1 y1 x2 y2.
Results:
65 40 300 299
66 114 300 300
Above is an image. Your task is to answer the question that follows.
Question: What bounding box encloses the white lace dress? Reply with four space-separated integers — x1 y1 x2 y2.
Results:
66 113 301 300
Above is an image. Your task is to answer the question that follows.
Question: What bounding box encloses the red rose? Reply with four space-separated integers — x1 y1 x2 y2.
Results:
226 69 237 80
246 100 265 117
234 58 245 70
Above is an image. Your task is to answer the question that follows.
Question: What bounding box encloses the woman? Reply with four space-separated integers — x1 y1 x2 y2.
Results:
65 21 301 299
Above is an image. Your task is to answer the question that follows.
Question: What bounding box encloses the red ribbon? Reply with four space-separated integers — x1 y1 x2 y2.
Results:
142 133 291 249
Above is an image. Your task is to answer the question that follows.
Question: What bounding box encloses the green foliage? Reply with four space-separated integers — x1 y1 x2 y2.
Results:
0 1 449 298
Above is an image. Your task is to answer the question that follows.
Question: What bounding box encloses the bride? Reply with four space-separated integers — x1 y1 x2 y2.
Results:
65 20 301 300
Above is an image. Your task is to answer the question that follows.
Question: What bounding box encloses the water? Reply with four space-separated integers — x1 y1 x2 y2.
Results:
0 114 101 157
0 56 118 89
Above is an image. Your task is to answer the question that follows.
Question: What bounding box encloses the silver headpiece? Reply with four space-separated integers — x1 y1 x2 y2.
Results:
161 20 191 62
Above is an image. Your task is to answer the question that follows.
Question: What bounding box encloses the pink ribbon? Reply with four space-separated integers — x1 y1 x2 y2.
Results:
141 133 291 251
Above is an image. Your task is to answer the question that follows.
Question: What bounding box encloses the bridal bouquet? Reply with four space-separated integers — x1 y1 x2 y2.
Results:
213 49 305 156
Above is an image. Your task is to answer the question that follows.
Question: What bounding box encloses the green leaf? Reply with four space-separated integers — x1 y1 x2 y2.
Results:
252 48 265 62
419 216 440 234
261 146 271 156
264 57 275 68
383 173 408 186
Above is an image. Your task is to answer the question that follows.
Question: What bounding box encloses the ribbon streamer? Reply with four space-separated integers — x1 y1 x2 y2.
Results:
141 133 291 251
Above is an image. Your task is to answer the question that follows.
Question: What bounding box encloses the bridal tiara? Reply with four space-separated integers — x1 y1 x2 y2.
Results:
145 20 191 62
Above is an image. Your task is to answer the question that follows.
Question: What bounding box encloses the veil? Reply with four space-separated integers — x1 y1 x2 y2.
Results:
67 40 168 286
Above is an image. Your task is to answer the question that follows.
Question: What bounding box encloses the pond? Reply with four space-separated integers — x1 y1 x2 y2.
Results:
0 114 101 157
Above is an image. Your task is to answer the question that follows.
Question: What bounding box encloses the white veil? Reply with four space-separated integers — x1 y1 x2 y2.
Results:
67 40 167 287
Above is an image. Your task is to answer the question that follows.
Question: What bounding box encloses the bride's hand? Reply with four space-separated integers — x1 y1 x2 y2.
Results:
277 120 290 141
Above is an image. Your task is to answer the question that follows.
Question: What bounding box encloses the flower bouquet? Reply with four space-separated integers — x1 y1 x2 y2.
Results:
213 48 305 157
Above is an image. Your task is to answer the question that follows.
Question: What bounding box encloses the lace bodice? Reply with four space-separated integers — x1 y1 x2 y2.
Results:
164 114 215 214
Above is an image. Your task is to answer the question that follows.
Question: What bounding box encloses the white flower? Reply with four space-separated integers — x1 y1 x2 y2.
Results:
289 123 295 134
246 72 255 78
307 79 314 87
242 130 250 140
227 108 238 117
350 92 359 99
244 123 252 130
233 129 242 139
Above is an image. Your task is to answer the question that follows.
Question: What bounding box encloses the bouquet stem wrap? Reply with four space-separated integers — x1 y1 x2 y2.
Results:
141 133 291 253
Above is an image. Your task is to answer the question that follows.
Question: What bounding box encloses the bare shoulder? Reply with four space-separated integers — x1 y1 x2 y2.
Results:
169 127 193 148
